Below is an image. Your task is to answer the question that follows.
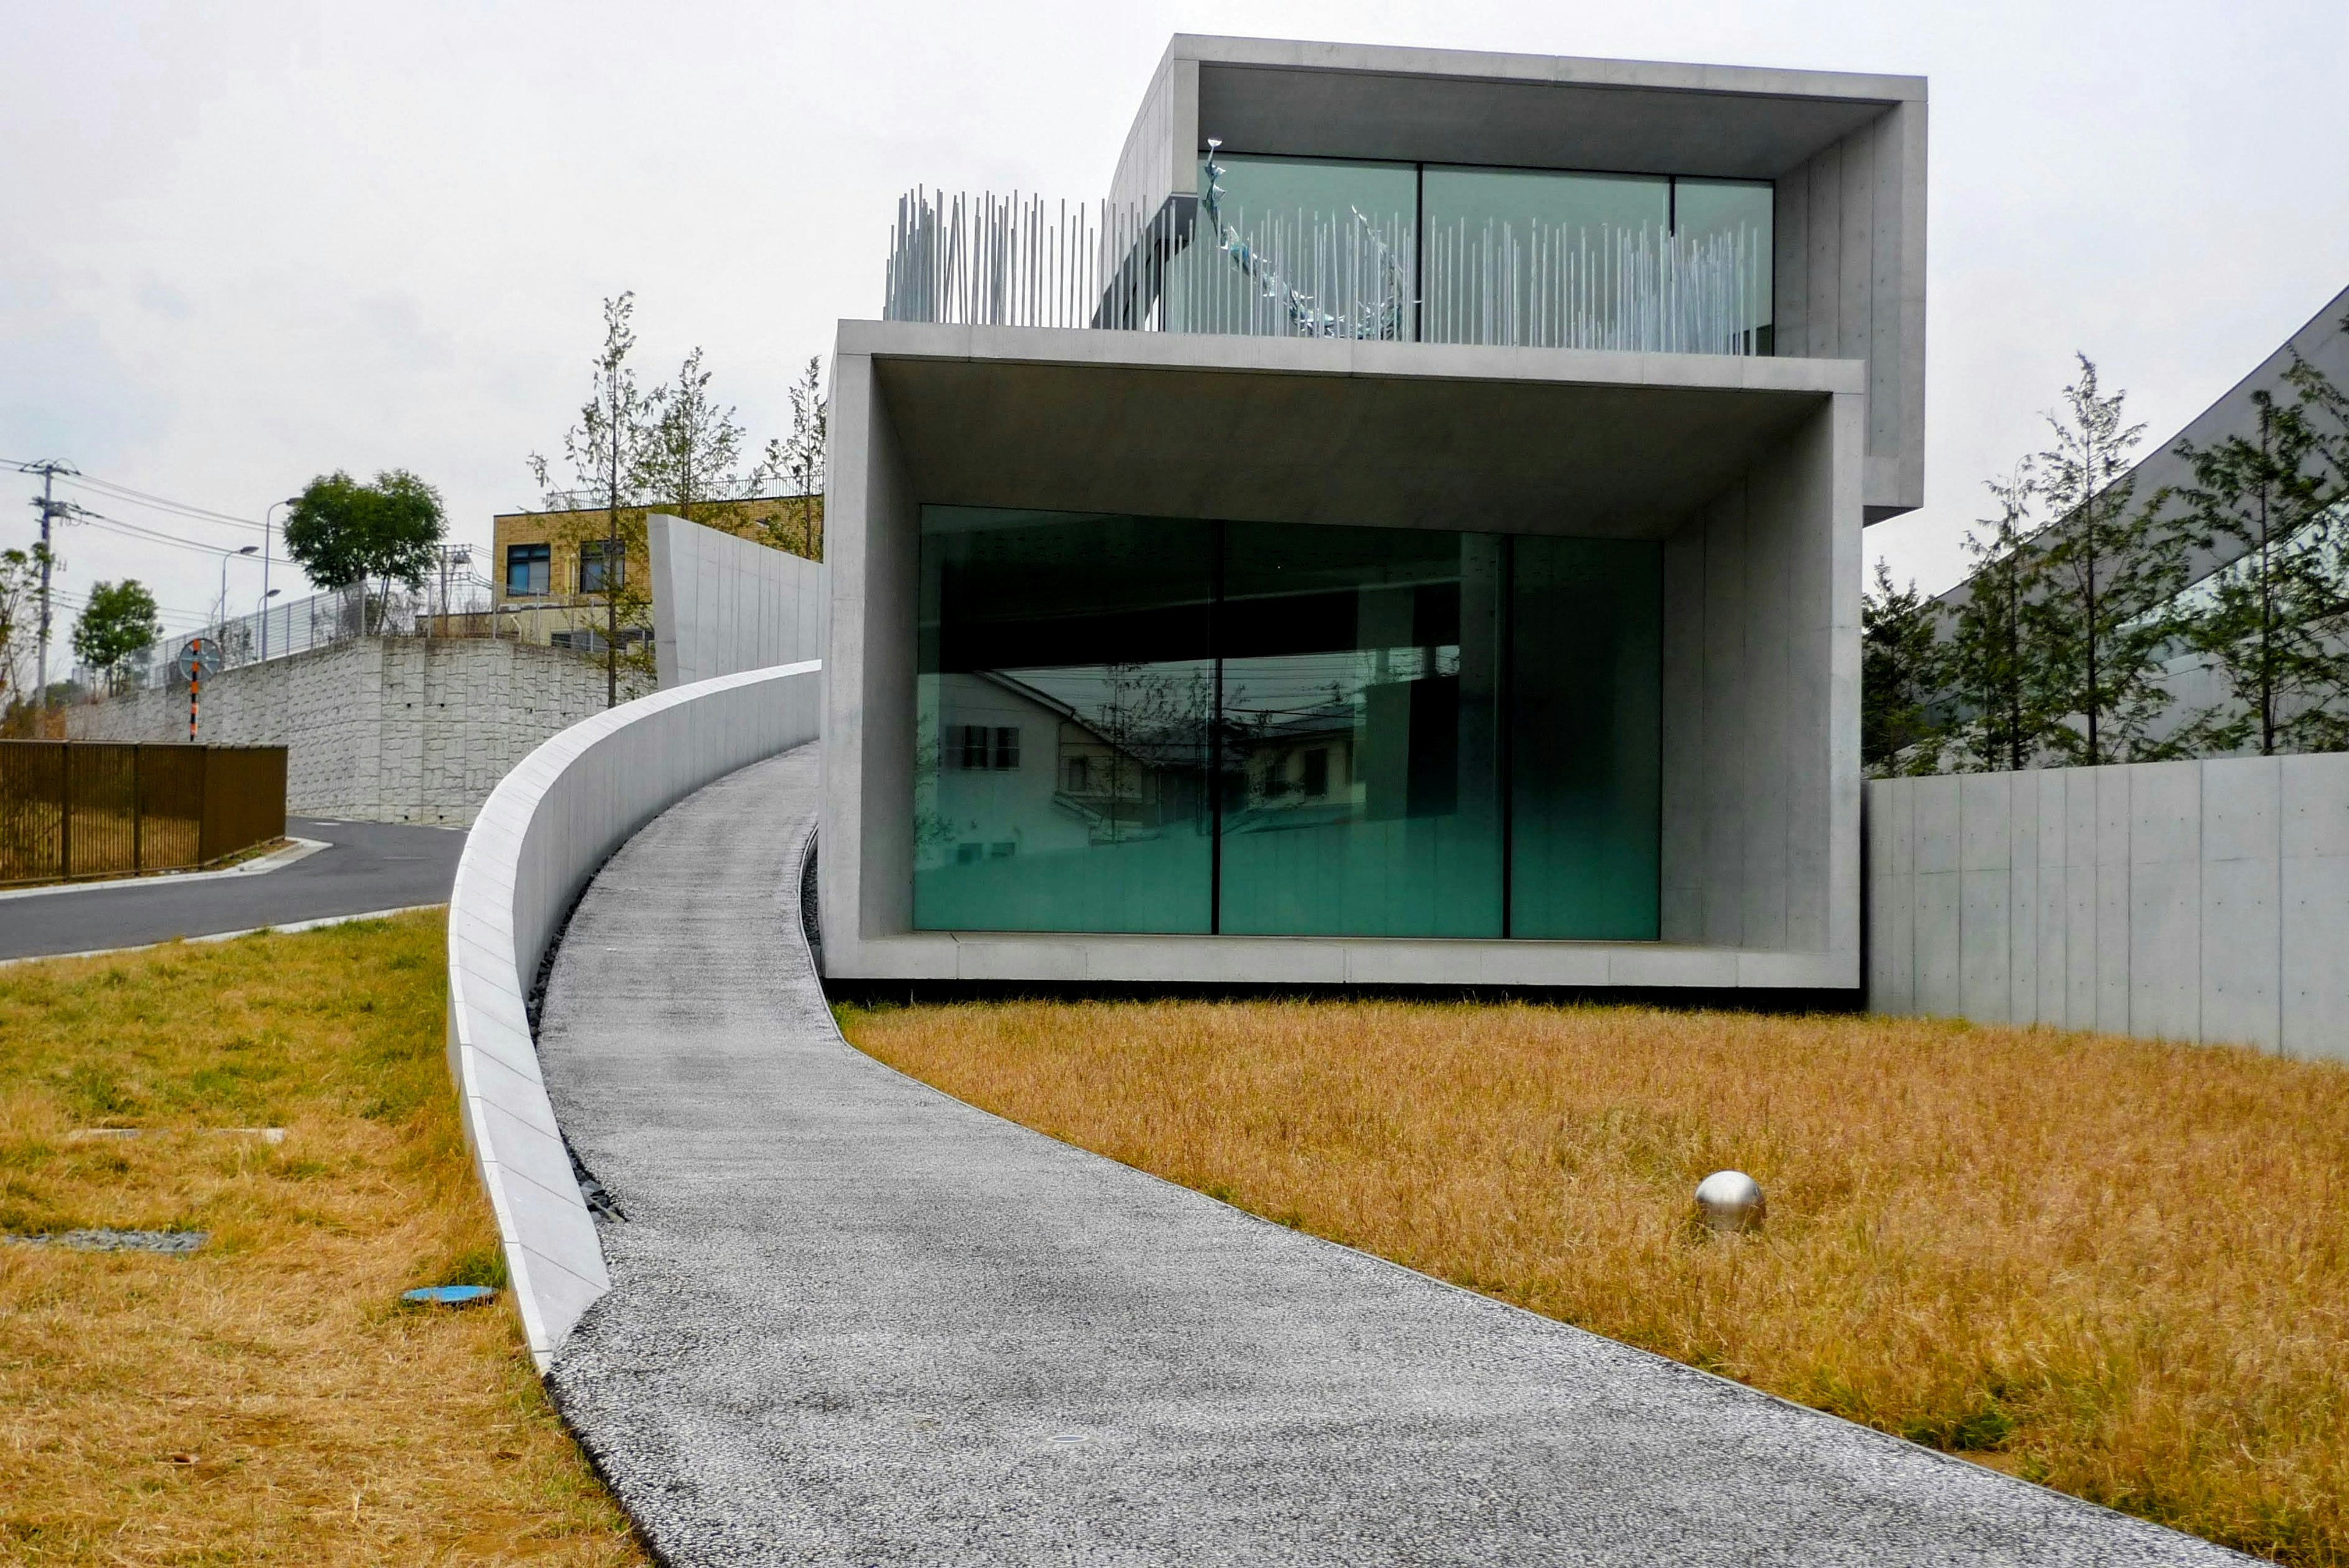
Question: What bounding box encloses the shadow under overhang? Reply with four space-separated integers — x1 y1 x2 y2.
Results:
872 352 1830 539
1197 62 1897 181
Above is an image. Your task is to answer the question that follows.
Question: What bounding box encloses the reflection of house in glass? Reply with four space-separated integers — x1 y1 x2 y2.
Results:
823 35 1925 995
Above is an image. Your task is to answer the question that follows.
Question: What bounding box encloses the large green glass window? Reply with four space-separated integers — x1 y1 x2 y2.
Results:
1178 154 1419 339
1672 178 1776 355
1508 537 1663 940
1218 525 1503 937
915 508 1660 940
915 508 1215 933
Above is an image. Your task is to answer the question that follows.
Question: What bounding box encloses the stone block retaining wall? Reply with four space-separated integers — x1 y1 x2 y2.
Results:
67 638 649 825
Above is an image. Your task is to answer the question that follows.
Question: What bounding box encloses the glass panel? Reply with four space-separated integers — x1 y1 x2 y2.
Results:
915 507 1215 933
1422 166 1670 348
1508 537 1662 940
1173 153 1418 340
505 543 549 596
579 540 623 594
1218 523 1503 937
1673 178 1775 355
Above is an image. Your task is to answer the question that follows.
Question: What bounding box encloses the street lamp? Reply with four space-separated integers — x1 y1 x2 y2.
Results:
262 497 298 660
220 544 259 658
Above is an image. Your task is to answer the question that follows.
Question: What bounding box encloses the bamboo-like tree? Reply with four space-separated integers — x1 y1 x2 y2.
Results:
532 294 650 708
2022 356 2189 765
2169 373 2349 755
1860 559 1945 775
761 356 826 560
1944 469 2050 770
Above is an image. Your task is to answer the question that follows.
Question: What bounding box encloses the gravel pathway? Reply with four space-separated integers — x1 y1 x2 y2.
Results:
534 745 2243 1567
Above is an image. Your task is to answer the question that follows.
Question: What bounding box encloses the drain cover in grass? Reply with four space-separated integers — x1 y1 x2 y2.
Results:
1 1229 209 1254
401 1285 499 1306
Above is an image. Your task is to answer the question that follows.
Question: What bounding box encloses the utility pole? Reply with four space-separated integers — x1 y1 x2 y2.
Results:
18 460 77 713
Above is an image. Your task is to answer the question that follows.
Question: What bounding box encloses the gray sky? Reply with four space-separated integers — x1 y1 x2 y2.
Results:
4 0 2345 647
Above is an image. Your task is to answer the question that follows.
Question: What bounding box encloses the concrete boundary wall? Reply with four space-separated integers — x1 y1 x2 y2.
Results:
1866 754 2349 1060
646 511 826 688
444 661 822 1366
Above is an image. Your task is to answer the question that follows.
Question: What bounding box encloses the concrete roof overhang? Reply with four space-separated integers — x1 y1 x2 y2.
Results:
1179 35 1919 181
846 320 1858 540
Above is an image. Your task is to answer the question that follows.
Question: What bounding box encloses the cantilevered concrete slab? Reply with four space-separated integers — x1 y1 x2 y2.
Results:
536 748 2243 1566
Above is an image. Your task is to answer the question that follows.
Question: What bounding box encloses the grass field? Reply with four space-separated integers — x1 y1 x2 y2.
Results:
0 912 647 1566
843 998 2349 1566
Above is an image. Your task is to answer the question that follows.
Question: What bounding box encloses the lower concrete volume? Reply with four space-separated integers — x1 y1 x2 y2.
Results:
1866 752 2349 1059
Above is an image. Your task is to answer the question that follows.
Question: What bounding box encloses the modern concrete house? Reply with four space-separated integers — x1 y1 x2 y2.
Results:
820 34 1926 992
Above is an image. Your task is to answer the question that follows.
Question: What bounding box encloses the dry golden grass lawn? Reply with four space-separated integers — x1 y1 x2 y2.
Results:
0 912 647 1566
843 999 2349 1566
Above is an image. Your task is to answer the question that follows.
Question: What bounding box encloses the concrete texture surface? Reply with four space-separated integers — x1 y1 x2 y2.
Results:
647 512 826 689
820 327 1864 992
0 816 462 960
1866 753 2349 1061
535 745 2242 1566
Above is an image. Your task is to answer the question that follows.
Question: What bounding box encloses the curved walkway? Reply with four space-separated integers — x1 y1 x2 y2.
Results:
535 747 2241 1567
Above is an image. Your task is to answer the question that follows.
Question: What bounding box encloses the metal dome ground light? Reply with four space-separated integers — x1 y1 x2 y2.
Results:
1695 1170 1766 1235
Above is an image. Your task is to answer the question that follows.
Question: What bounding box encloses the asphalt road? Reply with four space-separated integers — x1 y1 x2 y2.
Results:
0 816 466 960
535 748 2243 1567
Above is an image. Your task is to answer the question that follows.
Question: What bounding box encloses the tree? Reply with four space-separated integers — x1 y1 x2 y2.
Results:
532 293 650 707
1860 559 1945 775
2022 356 2188 765
762 356 826 560
639 345 769 524
283 469 447 631
2169 374 2349 755
71 579 162 694
1945 469 2052 770
0 544 45 716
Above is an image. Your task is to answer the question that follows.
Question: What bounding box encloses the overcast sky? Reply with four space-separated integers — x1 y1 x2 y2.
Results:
4 0 2344 647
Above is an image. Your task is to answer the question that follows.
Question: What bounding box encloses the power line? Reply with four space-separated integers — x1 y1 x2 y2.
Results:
59 473 268 532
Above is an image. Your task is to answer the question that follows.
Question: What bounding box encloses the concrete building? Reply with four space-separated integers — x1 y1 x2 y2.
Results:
820 35 1928 993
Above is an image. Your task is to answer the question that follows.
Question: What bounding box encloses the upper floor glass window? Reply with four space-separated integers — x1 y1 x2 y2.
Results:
579 540 624 595
505 542 550 597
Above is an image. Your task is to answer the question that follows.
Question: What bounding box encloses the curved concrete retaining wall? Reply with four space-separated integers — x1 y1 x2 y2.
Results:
445 661 822 1365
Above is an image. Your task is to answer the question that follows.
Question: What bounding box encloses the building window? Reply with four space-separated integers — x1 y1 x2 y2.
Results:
915 505 1662 941
950 724 1021 769
580 540 624 594
505 543 551 597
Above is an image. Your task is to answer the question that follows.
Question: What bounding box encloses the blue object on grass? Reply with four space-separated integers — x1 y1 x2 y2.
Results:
401 1284 499 1306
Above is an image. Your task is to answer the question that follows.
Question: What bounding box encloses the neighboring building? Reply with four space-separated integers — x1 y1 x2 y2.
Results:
492 497 820 650
820 35 1927 994
1931 283 2349 754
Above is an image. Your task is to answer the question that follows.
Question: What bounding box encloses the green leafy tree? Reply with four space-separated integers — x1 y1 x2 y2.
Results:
2022 356 2189 765
2169 374 2349 755
1861 560 1945 775
70 579 163 694
1945 469 2054 771
532 292 651 706
283 469 447 631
